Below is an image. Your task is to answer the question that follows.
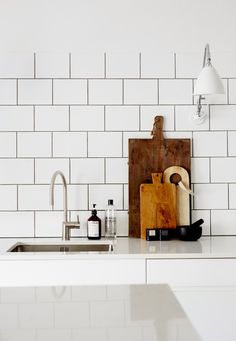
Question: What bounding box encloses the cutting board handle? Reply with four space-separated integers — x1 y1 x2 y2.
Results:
151 172 162 184
151 116 164 141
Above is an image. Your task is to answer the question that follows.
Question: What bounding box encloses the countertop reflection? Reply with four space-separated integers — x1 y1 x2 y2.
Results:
0 284 200 341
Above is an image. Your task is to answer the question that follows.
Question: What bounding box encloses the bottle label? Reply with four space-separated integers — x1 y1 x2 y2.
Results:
88 221 99 237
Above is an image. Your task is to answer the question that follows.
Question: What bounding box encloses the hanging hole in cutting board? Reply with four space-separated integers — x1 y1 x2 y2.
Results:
170 173 181 185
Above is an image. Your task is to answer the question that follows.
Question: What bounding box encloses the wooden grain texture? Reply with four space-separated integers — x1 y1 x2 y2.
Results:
140 173 176 239
163 166 191 226
129 116 191 238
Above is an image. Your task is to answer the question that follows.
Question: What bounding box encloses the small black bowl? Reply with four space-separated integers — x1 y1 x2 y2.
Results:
177 225 202 241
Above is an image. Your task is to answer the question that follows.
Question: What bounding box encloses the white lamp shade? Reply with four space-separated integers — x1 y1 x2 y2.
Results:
194 64 225 95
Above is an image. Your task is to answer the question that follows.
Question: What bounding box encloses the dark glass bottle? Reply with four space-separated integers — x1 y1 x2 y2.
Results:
87 204 101 240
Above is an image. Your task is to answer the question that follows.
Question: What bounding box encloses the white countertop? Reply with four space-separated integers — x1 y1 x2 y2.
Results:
1 236 236 260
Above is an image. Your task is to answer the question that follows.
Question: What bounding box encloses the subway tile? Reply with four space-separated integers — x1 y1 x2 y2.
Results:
37 329 71 341
0 52 34 78
71 158 104 184
159 79 192 104
0 304 18 328
176 52 202 78
193 132 227 157
107 285 130 300
210 105 236 130
213 52 236 78
54 302 90 328
175 106 209 131
35 158 69 184
0 330 36 341
0 185 17 210
106 158 128 183
124 80 158 105
0 212 34 237
0 133 16 157
88 132 122 157
70 105 104 131
36 286 71 302
191 158 209 183
19 303 54 328
18 132 51 157
35 211 63 237
124 184 128 210
71 286 106 301
211 210 236 235
53 79 87 104
191 210 211 235
141 51 174 78
140 106 174 131
18 79 52 105
72 329 106 341
0 159 34 184
164 131 192 139
193 184 228 209
211 158 236 182
123 131 151 157
90 301 125 327
107 327 143 341
89 184 123 210
53 132 87 157
67 184 88 210
1 287 35 303
0 80 16 104
229 184 236 209
228 131 236 156
35 106 69 131
18 185 50 210
0 106 33 131
105 106 139 131
41 184 87 211
106 52 139 78
71 52 104 78
89 80 122 104
116 210 129 236
36 52 69 78
229 79 236 104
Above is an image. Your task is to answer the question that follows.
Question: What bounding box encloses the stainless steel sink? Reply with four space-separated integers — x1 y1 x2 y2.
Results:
8 242 113 253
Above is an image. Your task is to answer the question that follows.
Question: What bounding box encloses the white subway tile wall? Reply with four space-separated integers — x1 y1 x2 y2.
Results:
0 51 235 237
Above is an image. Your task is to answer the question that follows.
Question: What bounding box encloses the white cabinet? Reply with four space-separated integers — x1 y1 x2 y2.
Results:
0 258 146 286
147 258 236 286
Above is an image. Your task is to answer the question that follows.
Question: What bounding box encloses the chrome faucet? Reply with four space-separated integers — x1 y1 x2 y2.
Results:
50 170 80 240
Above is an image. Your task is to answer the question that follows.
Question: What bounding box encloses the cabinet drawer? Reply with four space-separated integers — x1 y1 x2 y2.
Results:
0 258 146 286
147 258 236 286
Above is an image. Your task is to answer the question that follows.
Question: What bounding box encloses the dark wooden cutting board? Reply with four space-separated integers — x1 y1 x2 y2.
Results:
128 116 191 238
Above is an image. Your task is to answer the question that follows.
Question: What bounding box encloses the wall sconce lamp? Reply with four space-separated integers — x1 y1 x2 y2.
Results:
193 43 224 123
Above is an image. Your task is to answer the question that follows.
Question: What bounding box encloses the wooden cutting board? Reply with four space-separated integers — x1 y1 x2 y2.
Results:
129 115 191 238
163 166 191 226
140 173 176 239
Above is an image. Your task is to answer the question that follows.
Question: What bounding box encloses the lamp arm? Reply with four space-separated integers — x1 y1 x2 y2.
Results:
197 94 205 117
203 43 211 67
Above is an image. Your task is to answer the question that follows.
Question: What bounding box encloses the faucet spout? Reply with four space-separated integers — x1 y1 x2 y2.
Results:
50 170 68 227
50 170 80 240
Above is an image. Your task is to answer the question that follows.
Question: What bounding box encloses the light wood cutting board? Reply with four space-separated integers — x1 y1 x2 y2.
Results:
140 173 176 239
